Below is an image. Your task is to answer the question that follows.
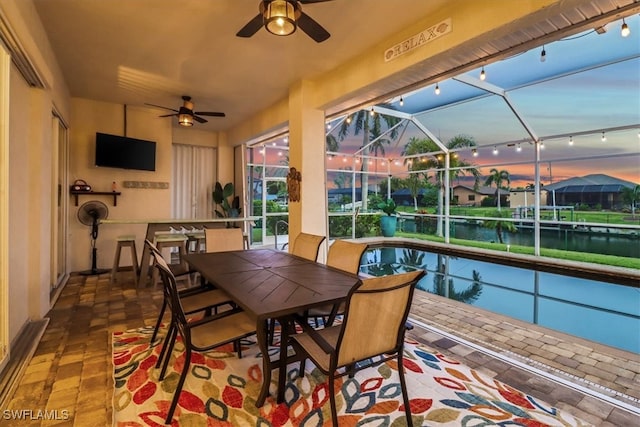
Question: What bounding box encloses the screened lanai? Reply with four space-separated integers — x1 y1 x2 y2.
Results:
247 15 639 260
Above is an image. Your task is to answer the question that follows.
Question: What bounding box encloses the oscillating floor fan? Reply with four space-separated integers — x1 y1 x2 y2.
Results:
77 200 110 276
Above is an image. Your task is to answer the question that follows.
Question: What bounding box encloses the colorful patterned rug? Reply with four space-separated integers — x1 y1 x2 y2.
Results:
112 326 590 426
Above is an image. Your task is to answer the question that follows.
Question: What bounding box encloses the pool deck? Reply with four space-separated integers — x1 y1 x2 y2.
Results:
409 289 640 426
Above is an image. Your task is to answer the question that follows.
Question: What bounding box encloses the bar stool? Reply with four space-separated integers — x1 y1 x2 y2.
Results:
185 230 206 253
153 234 190 288
111 235 139 284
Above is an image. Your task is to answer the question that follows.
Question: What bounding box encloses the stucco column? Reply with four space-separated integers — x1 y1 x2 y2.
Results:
288 81 327 261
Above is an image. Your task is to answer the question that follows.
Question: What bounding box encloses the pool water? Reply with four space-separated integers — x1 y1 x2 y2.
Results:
361 247 640 354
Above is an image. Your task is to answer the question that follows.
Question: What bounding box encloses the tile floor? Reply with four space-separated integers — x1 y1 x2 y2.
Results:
1 270 639 426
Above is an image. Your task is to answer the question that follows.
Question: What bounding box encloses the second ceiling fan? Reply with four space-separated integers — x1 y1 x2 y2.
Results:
146 96 225 127
237 0 333 43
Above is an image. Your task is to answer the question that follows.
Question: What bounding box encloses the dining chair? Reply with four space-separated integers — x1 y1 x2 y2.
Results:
306 240 368 327
290 232 326 261
151 251 256 424
289 269 426 427
204 227 245 252
146 239 235 345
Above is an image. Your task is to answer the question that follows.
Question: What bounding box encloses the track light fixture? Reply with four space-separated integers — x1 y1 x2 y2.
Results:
621 18 630 37
540 141 545 150
435 83 440 95
399 96 404 106
540 46 546 62
569 136 574 146
472 148 478 157
492 146 498 155
516 143 522 152
370 107 375 116
601 132 606 142
480 67 486 81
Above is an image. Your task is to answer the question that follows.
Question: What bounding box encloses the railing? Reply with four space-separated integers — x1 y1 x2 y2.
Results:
274 220 289 250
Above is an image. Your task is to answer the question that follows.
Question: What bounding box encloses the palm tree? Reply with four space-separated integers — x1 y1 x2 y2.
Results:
483 209 517 244
484 168 510 211
402 135 480 236
405 174 422 211
621 184 640 217
338 107 402 210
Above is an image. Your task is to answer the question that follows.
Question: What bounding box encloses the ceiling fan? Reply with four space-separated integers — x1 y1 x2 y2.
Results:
237 0 333 43
145 95 225 127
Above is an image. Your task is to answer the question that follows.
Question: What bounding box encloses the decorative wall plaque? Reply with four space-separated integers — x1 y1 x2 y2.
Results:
122 181 169 189
287 167 302 202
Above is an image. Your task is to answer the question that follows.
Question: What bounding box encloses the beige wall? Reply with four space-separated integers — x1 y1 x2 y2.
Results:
510 190 548 207
453 187 485 207
68 100 174 272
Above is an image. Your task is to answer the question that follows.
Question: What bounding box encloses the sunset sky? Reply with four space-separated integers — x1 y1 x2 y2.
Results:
324 16 639 188
254 16 639 189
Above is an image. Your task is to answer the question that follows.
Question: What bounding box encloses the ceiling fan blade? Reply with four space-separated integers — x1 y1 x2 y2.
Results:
297 12 330 43
144 103 178 112
158 113 178 118
195 111 226 117
236 13 264 38
193 115 208 124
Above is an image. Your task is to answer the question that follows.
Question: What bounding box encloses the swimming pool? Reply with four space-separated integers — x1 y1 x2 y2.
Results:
360 245 640 354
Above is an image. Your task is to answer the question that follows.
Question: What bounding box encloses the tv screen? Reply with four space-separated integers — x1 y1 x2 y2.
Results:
95 132 156 171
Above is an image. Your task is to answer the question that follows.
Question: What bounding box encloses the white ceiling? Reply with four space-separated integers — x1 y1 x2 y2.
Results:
31 0 639 134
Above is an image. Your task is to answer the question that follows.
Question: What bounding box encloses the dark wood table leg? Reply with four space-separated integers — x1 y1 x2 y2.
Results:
255 318 271 407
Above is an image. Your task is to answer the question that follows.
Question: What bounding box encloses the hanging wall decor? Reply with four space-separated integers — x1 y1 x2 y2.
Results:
287 167 302 202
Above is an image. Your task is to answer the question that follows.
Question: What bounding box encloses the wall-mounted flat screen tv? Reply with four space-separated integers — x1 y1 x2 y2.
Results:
95 132 156 171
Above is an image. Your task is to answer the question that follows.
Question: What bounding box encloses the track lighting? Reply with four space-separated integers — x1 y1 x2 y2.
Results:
326 123 331 130
284 136 288 143
516 143 522 152
435 83 440 95
540 141 545 150
399 97 404 106
472 148 478 157
492 146 498 155
346 116 351 124
342 155 347 162
370 107 375 116
621 18 630 37
540 46 546 62
601 132 606 142
569 136 574 146
480 67 486 81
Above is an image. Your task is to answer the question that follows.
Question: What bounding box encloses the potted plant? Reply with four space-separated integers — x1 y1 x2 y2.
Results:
378 198 398 237
213 181 242 227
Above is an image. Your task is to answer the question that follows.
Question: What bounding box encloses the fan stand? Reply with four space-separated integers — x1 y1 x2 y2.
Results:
79 216 109 276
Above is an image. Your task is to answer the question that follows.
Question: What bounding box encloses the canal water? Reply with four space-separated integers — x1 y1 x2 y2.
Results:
448 223 640 258
361 247 640 353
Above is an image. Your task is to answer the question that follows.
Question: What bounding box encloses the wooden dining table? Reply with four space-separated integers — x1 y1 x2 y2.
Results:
182 248 361 407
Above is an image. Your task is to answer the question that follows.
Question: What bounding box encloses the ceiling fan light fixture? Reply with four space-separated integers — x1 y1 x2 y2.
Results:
178 112 193 127
265 0 297 36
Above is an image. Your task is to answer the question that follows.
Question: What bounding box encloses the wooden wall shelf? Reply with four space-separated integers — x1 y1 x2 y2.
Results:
70 191 121 206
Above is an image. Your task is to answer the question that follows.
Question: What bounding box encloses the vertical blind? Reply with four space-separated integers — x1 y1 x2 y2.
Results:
172 144 217 219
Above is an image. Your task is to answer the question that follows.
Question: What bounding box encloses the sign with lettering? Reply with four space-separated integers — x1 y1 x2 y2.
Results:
384 18 451 62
